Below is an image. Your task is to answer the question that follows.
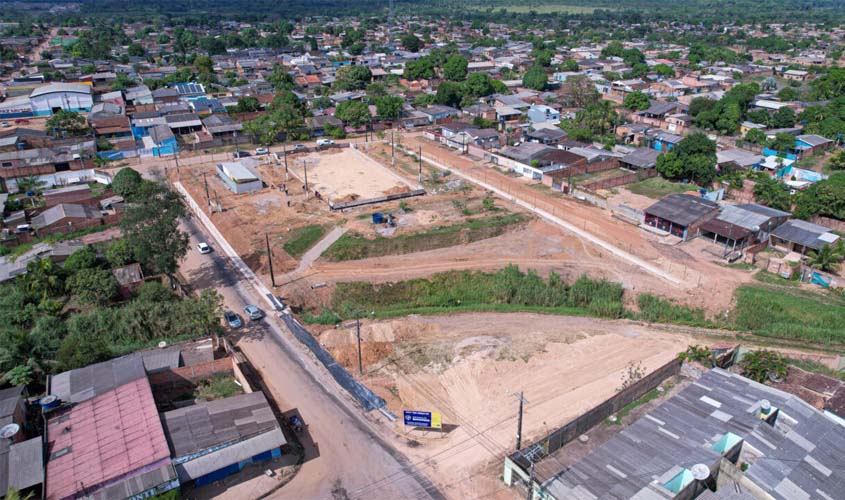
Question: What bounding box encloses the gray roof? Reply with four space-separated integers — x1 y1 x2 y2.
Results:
30 203 100 228
30 82 92 98
526 128 568 141
796 134 832 147
715 204 773 232
49 354 147 404
88 462 177 500
638 100 681 116
138 346 182 374
0 437 44 493
543 368 845 500
162 391 282 458
737 204 791 219
500 142 555 163
0 386 23 421
174 428 285 482
43 184 91 197
771 219 839 250
645 194 719 227
621 147 660 169
0 240 85 283
716 148 764 168
202 114 243 134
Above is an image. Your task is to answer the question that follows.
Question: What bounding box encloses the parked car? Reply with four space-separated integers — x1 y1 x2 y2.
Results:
0 122 9 128
292 144 308 152
255 147 269 155
197 242 212 254
244 304 264 320
233 151 251 159
224 310 242 329
316 139 335 147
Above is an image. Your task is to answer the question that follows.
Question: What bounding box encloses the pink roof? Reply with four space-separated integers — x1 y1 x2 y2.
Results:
46 378 170 500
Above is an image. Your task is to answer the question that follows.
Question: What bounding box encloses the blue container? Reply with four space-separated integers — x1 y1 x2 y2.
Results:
372 212 385 224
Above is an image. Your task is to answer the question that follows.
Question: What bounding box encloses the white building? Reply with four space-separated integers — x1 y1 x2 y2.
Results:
30 83 93 117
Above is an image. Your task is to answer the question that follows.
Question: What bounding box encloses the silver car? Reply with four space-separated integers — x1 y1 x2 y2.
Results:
244 304 264 320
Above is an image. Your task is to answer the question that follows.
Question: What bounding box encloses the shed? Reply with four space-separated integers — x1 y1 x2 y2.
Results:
42 184 93 207
644 194 720 240
770 219 839 254
620 147 660 170
216 160 263 194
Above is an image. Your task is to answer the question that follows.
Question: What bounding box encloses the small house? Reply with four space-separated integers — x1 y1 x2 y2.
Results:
770 219 840 255
30 203 104 236
217 159 263 194
644 194 720 240
42 184 94 207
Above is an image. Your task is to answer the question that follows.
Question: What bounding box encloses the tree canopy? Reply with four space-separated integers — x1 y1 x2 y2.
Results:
655 132 717 185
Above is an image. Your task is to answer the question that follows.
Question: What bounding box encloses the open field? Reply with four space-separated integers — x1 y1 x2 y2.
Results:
624 176 698 199
290 147 413 202
315 312 695 499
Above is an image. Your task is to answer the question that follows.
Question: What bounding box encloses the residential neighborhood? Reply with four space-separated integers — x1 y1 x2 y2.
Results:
1 1 845 499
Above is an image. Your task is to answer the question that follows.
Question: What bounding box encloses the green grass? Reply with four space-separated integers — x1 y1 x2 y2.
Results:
301 308 341 325
607 386 665 425
329 266 626 320
323 213 528 262
733 283 845 344
0 224 116 260
636 293 711 327
626 177 696 199
195 373 242 401
753 270 801 287
283 224 327 258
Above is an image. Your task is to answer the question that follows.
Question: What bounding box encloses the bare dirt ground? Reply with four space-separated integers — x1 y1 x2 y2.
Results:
290 147 413 202
604 186 662 211
315 312 695 500
400 134 755 314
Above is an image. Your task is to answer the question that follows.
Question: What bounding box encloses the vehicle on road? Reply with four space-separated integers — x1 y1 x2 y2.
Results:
197 242 212 254
255 147 269 155
233 150 251 159
224 310 242 329
0 122 9 128
292 144 307 152
316 139 334 147
244 304 264 320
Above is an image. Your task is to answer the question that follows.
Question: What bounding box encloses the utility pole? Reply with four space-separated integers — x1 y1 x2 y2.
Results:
418 145 423 185
265 233 276 288
356 312 363 375
214 190 221 213
283 143 289 179
303 160 310 200
525 462 535 500
391 130 395 165
512 391 528 450
203 173 210 207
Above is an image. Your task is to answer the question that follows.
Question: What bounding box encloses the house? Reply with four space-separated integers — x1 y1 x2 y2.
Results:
531 368 845 500
90 116 132 140
29 83 93 116
525 128 568 146
619 147 660 170
462 103 497 122
0 240 84 283
306 114 344 136
0 415 43 500
783 69 809 81
112 262 144 298
699 203 790 252
526 104 560 125
652 131 683 152
144 124 178 156
716 148 765 170
217 159 263 194
644 194 720 240
418 105 459 123
202 114 243 138
632 101 686 130
45 358 179 500
30 203 104 236
165 113 203 135
161 391 286 487
42 184 94 207
151 87 180 104
795 134 833 157
770 219 840 255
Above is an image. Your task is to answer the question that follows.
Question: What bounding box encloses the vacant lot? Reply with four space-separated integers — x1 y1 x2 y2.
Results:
316 313 693 500
624 176 697 199
290 147 413 202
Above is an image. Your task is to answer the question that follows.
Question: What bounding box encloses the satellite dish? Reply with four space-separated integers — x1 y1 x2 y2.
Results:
0 423 20 440
690 463 710 481
760 399 771 411
40 395 57 405
157 341 167 349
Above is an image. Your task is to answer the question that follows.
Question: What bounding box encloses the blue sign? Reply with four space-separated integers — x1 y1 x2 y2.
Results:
404 410 432 427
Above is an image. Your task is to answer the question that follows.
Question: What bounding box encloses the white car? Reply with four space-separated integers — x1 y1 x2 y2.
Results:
244 304 264 320
197 242 212 254
255 147 269 155
316 139 335 147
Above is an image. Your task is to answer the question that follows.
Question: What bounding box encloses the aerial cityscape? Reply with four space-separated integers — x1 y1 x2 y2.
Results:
0 0 844 499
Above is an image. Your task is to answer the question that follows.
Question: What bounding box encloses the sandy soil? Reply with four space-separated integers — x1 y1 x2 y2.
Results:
316 313 695 500
290 147 413 202
604 186 662 211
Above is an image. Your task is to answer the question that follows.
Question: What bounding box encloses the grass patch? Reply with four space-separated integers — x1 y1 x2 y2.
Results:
283 224 327 258
195 373 242 401
787 357 845 381
733 283 845 344
636 293 711 327
331 265 625 319
753 269 800 286
626 177 695 199
301 308 341 325
323 213 528 261
725 262 756 271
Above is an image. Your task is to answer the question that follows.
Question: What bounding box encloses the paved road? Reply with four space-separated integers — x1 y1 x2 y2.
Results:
179 215 440 499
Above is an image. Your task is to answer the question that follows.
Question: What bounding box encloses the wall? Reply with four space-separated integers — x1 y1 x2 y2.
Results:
148 357 236 403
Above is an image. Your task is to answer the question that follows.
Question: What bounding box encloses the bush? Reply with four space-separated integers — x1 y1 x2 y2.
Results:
637 294 708 326
302 308 341 325
740 350 788 383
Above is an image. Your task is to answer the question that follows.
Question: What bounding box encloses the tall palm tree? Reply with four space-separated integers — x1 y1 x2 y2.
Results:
805 242 845 273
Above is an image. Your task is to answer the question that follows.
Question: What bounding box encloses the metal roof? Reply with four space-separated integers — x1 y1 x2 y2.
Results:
0 386 23 420
645 194 719 227
621 147 660 169
5 437 43 492
174 428 285 481
714 204 771 232
162 391 282 458
30 83 92 98
49 354 147 404
771 219 839 250
543 368 845 500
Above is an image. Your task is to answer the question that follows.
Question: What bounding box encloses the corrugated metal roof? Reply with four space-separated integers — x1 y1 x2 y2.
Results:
772 219 839 250
645 194 719 227
49 354 147 404
175 428 285 481
0 386 23 420
30 83 91 98
8 437 44 491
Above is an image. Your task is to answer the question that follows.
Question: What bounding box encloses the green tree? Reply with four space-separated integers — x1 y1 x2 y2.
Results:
653 63 675 78
334 100 371 128
119 181 188 278
752 175 791 211
376 95 404 120
127 42 145 57
133 281 175 303
794 173 845 220
63 246 98 274
23 259 64 300
45 111 88 137
771 106 796 128
828 150 845 170
463 72 496 99
522 65 548 91
745 128 766 144
768 133 796 154
268 63 295 91
559 100 618 142
234 96 261 113
111 167 143 198
623 91 650 111
806 242 845 273
656 132 717 185
442 54 468 81
435 81 463 107
776 87 799 101
561 59 579 72
404 57 436 80
56 326 112 372
400 33 423 52
66 268 118 306
335 65 372 91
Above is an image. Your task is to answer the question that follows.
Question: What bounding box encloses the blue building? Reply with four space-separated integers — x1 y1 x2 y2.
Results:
162 391 286 487
526 104 560 124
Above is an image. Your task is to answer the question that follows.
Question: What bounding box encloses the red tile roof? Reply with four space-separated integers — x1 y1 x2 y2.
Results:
46 378 170 500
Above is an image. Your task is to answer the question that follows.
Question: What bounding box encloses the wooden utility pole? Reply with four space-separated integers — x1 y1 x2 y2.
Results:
418 145 423 185
512 391 528 450
265 233 276 288
203 173 210 207
391 130 395 165
356 313 363 375
303 160 310 200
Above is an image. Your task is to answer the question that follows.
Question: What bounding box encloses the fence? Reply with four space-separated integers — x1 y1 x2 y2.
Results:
508 358 681 473
580 168 657 192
